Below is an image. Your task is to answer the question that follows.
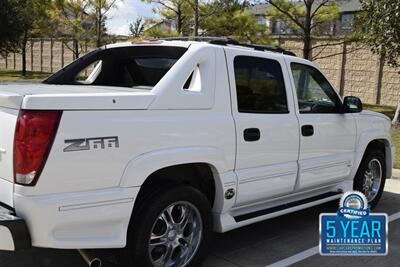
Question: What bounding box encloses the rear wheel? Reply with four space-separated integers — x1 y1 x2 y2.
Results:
122 185 212 267
354 149 386 209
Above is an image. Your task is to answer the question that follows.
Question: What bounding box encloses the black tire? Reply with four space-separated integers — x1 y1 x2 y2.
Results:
121 185 213 267
353 149 386 209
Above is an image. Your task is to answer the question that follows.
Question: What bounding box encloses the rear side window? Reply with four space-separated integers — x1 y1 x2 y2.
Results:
45 46 187 89
234 56 288 113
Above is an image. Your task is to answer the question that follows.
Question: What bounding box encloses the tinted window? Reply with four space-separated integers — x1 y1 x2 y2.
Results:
234 56 288 113
341 13 355 30
291 63 341 113
123 57 178 87
45 46 187 89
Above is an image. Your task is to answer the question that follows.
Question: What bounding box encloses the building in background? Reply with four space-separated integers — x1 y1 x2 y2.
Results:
248 0 361 36
144 20 177 35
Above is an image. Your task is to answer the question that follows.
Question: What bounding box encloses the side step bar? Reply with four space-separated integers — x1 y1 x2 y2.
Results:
234 192 341 222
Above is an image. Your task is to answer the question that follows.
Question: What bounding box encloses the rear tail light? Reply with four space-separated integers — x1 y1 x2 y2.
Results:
14 110 62 186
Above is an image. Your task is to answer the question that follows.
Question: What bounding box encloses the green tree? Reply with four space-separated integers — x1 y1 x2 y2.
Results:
185 0 203 36
266 0 341 59
201 0 269 43
144 26 180 39
89 0 119 47
360 0 400 68
129 17 145 37
232 10 270 43
0 0 26 56
143 0 193 35
19 0 53 76
50 0 92 59
193 0 199 36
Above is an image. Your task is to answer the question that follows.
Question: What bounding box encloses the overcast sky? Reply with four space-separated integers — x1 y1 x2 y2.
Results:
107 0 156 36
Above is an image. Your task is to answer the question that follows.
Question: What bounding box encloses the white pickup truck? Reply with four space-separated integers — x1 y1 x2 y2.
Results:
0 39 394 267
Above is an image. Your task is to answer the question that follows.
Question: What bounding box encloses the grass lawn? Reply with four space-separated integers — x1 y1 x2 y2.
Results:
391 129 400 169
363 103 397 120
0 68 399 168
363 104 400 168
0 69 51 82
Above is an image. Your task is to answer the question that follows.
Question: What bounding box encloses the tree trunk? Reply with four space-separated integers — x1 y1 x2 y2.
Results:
21 30 28 77
303 3 312 60
73 39 79 60
392 101 400 125
177 17 182 35
96 1 102 48
97 18 102 47
194 0 199 36
303 34 312 60
177 5 182 35
375 48 386 105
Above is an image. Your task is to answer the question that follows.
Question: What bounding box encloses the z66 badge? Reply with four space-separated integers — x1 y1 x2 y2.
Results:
320 191 388 256
63 136 119 152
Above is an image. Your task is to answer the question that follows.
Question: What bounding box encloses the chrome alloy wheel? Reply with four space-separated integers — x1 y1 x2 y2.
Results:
363 159 382 202
148 201 203 267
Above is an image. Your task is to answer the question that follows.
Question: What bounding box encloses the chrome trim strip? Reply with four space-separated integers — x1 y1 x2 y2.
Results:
301 161 351 172
239 170 297 185
59 198 134 212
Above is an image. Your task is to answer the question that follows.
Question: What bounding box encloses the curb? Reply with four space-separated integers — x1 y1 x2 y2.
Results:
392 168 400 179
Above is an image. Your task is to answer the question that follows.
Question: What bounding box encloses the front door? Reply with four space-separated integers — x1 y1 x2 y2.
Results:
225 48 300 207
286 59 357 190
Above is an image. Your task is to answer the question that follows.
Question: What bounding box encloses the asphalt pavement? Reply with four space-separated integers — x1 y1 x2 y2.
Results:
1 179 399 267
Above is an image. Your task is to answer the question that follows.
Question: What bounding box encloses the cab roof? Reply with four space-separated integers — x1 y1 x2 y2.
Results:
105 37 297 58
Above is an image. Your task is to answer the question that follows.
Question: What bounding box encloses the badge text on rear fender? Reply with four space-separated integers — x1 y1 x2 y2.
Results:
63 136 119 152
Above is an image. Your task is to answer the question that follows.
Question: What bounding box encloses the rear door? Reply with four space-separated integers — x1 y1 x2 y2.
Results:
225 48 300 207
285 58 357 190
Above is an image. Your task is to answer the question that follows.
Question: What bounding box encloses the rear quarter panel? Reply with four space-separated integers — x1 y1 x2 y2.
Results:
14 109 236 196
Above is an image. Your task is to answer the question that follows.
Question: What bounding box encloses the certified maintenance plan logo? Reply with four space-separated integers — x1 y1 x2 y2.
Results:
319 191 388 255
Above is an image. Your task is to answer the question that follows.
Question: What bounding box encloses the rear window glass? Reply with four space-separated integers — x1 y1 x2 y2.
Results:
44 46 187 89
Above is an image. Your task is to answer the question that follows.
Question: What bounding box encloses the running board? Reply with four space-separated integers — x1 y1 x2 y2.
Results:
234 192 341 222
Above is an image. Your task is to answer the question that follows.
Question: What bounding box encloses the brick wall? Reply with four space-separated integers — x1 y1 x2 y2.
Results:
1 37 400 106
277 37 400 106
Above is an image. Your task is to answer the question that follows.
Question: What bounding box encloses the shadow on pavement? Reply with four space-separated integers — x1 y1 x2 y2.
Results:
1 191 399 267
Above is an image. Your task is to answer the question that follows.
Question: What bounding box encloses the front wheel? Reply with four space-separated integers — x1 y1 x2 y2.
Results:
354 149 386 209
122 185 213 267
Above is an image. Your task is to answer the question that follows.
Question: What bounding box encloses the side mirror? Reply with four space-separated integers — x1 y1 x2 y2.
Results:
343 96 363 113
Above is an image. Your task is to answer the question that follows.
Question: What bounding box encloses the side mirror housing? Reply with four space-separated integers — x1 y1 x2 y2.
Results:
343 96 363 113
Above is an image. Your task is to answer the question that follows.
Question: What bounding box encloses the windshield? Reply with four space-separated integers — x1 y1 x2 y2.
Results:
44 46 188 89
